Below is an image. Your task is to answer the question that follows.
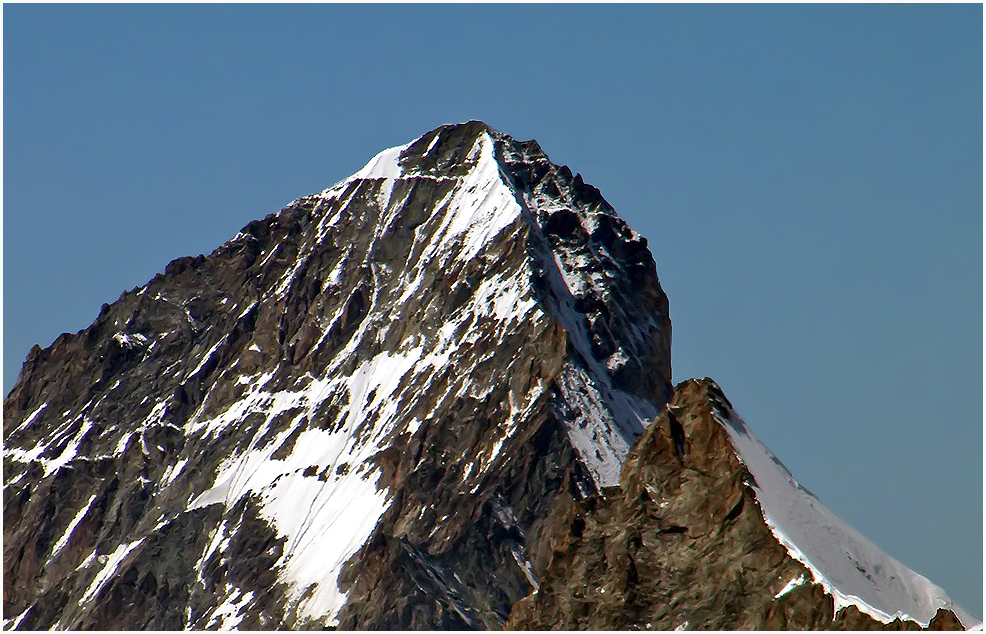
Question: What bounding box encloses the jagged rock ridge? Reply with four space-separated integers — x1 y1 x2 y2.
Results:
2 122 974 630
505 378 975 630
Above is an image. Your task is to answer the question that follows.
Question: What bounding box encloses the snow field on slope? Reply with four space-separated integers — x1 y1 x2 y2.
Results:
351 142 412 181
183 130 556 625
714 403 976 627
443 134 522 261
555 365 639 487
188 351 418 625
188 330 549 625
332 131 522 265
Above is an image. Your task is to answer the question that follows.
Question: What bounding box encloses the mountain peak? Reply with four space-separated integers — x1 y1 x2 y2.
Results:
4 121 672 629
3 124 971 631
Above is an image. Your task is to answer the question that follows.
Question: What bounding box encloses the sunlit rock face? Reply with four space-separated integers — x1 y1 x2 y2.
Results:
3 121 673 629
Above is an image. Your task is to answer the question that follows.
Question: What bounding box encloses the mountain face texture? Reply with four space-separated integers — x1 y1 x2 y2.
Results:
2 122 975 631
504 379 970 631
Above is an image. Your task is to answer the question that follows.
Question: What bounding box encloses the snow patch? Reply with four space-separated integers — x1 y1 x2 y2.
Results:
4 608 31 630
13 401 48 434
423 132 441 155
113 332 148 348
162 457 189 486
187 336 226 378
774 573 807 599
114 431 133 456
510 547 539 591
41 417 95 477
207 584 255 630
352 142 411 180
4 444 46 465
47 494 98 564
80 538 145 604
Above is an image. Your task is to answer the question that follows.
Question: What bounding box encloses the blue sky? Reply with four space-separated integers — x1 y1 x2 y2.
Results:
4 3 981 614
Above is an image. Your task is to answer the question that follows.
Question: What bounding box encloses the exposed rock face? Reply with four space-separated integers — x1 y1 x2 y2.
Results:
3 121 671 629
505 379 969 631
2 122 972 631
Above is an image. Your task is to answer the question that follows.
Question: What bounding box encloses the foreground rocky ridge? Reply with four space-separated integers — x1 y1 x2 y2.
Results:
3 122 973 630
506 379 968 631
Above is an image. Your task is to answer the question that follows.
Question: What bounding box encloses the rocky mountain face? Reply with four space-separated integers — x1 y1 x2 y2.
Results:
505 379 969 631
2 122 974 630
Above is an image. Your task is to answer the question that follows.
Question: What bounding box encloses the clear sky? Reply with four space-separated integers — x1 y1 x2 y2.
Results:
4 3 982 615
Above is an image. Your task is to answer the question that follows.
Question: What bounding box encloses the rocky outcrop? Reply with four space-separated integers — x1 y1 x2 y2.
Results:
505 378 968 631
